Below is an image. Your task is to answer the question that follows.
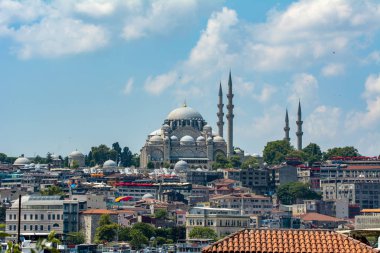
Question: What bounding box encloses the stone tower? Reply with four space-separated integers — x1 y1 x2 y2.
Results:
284 109 290 143
217 82 224 137
226 71 234 157
296 100 303 150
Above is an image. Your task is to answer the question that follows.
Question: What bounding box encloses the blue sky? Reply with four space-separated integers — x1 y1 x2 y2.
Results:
1 0 380 158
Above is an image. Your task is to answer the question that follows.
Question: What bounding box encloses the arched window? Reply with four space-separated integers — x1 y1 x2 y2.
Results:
53 223 59 228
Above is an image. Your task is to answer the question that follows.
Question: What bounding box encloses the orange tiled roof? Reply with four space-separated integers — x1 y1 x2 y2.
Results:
81 209 118 215
202 228 379 253
299 212 343 222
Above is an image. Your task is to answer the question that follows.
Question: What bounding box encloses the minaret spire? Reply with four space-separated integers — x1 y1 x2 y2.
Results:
284 108 290 142
296 100 303 150
226 71 234 157
217 82 224 137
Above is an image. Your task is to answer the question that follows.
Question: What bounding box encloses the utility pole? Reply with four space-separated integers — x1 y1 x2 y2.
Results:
17 195 21 245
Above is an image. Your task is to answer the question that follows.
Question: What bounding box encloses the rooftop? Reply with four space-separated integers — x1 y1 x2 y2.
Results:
299 212 344 222
202 228 378 253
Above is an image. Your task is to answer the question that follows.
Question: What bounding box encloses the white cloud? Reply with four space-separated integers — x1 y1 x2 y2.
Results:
365 51 380 64
123 78 134 95
122 0 200 41
288 73 319 105
254 84 277 103
10 17 108 59
144 71 178 95
305 105 341 139
321 63 345 77
75 1 116 17
346 74 380 130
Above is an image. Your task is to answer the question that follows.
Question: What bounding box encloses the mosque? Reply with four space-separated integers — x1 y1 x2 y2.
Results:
140 72 237 169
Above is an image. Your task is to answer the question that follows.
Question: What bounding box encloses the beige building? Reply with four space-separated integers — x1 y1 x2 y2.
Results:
68 150 85 168
186 207 250 238
6 196 64 239
209 193 272 215
80 209 118 243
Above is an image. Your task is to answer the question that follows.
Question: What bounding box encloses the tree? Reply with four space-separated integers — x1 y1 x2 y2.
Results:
241 156 259 169
46 152 53 164
112 142 122 164
277 182 321 205
154 209 168 219
302 143 322 165
212 154 231 169
0 153 7 162
154 236 167 246
71 160 79 169
129 229 148 250
66 231 85 245
0 206 6 222
121 147 133 167
132 153 140 167
118 227 132 241
99 214 112 226
36 231 61 253
323 146 360 160
132 222 156 239
229 155 241 168
95 224 119 243
286 150 306 161
34 155 46 164
162 162 170 168
189 227 217 240
40 185 64 196
263 140 294 165
147 161 154 169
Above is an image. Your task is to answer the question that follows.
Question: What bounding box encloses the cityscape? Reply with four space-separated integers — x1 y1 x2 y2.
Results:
2 1 380 253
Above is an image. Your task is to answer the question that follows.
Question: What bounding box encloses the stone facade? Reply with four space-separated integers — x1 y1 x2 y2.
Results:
140 104 227 169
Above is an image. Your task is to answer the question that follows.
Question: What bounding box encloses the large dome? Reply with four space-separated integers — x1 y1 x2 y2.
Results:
14 157 31 165
69 150 84 158
103 159 117 167
167 105 203 121
174 160 189 171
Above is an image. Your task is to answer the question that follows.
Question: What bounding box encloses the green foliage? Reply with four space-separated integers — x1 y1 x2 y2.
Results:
46 152 53 164
131 153 140 167
118 227 132 241
0 153 7 162
147 161 155 169
263 140 294 165
286 150 306 161
154 237 167 246
0 206 6 222
99 214 112 226
277 182 322 205
323 146 360 160
40 185 63 196
212 154 232 169
189 227 217 240
154 209 168 219
229 155 241 168
34 155 46 164
66 231 85 245
132 222 155 239
129 230 148 250
95 224 119 243
241 156 259 169
5 241 21 253
36 231 61 253
71 160 79 169
302 143 322 165
162 162 170 168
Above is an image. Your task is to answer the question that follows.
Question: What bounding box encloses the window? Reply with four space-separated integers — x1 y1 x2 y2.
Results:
14 214 16 220
34 214 38 220
24 214 27 220
52 214 55 220
40 214 44 220
53 223 59 228
9 214 12 220
40 225 43 231
13 225 16 230
24 225 27 231
9 225 12 230
30 225 33 231
48 225 51 231
30 214 33 220
35 225 38 231
48 214 51 220
57 214 60 220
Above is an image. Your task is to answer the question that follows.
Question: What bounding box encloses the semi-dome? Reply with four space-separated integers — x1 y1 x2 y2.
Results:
203 124 212 131
180 135 195 145
167 105 203 120
213 136 225 142
196 136 205 142
174 160 189 171
142 193 154 199
14 157 31 165
170 135 178 141
103 159 117 167
69 150 84 158
149 135 163 144
149 129 161 136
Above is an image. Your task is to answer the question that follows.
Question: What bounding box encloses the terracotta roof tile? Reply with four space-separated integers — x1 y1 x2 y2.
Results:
299 212 344 222
202 229 379 253
81 209 118 215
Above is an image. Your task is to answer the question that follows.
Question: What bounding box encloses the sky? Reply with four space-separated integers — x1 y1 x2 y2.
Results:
1 0 380 158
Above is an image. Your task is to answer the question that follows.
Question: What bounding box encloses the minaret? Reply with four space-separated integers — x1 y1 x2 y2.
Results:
217 82 224 137
226 71 234 157
284 109 290 143
296 100 303 150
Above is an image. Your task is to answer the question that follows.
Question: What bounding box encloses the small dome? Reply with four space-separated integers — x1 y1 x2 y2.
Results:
14 157 31 165
103 159 117 167
150 135 163 144
174 160 188 171
213 136 225 142
142 193 154 199
234 149 242 154
180 135 195 145
164 136 169 141
203 125 212 131
207 136 213 142
196 136 205 142
170 135 178 141
167 105 203 120
162 124 170 130
69 150 84 158
149 129 161 136
51 154 60 160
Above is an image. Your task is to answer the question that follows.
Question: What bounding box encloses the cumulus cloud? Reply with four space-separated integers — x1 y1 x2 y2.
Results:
305 105 341 139
254 85 277 103
144 71 178 95
288 73 319 105
10 17 108 59
123 78 134 95
74 1 116 17
321 63 345 77
346 74 380 130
